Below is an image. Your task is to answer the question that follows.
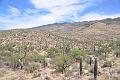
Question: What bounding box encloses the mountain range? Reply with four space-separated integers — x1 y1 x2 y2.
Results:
0 17 120 49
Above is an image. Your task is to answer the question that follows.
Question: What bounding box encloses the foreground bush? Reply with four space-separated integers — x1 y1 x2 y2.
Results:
53 54 71 73
70 49 88 58
25 64 40 73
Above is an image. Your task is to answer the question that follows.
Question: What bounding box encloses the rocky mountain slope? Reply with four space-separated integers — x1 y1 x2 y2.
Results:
0 17 120 51
0 17 120 80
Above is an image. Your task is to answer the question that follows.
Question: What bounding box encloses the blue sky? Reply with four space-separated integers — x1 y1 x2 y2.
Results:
0 0 120 30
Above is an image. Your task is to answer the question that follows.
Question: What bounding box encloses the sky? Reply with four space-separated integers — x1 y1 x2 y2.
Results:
0 0 120 30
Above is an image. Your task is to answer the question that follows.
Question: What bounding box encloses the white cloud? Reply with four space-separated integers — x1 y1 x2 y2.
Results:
30 0 80 9
8 6 21 16
0 0 120 30
0 0 94 29
80 13 120 21
29 0 94 22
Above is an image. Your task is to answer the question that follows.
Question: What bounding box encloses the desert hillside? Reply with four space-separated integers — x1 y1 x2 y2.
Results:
0 17 120 80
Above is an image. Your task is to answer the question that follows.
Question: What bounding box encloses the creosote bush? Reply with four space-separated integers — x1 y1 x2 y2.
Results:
47 47 60 58
0 69 6 77
31 53 45 63
25 64 40 73
102 61 112 68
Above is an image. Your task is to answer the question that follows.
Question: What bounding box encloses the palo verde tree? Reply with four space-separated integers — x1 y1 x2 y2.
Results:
12 42 32 70
70 49 88 75
70 49 87 59
53 54 71 74
0 42 33 70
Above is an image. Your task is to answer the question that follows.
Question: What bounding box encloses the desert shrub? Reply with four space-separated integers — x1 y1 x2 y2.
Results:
31 54 45 63
32 71 41 78
0 42 33 68
44 76 51 80
29 54 47 68
47 47 60 58
102 61 112 68
95 41 112 57
0 51 13 62
70 49 87 58
25 64 40 73
53 54 72 73
114 51 120 57
0 51 20 65
2 43 16 52
0 69 6 77
11 76 26 80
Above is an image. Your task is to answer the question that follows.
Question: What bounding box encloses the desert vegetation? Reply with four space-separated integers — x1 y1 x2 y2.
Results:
0 38 120 80
0 18 120 80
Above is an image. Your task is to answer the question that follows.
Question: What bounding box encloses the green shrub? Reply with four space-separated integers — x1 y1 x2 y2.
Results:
102 61 112 68
0 51 19 64
25 64 40 73
47 47 60 58
0 51 13 62
0 42 34 68
29 54 47 68
70 49 87 58
53 54 71 72
0 69 6 77
31 54 45 63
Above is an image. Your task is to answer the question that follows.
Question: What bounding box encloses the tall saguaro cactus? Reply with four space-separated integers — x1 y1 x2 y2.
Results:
90 57 92 66
43 56 47 68
79 57 82 75
94 58 98 80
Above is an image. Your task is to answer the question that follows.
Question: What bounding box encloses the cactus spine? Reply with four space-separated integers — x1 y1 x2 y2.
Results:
94 58 98 80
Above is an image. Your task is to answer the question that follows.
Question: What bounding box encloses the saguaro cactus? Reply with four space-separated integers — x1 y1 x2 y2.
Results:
43 57 47 68
79 57 82 75
115 51 120 57
90 57 92 66
94 58 98 80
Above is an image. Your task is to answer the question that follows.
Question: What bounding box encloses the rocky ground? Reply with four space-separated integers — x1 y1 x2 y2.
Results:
0 51 120 80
